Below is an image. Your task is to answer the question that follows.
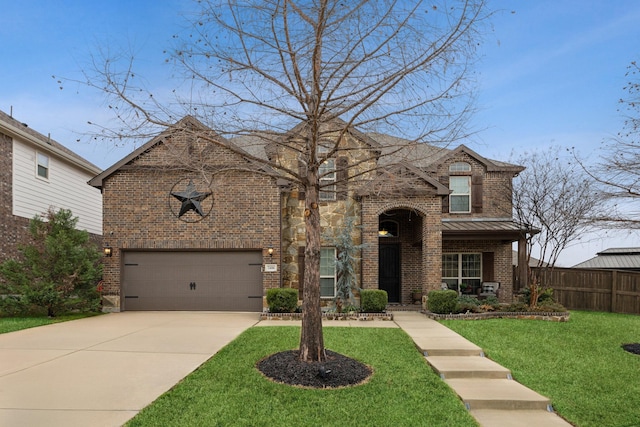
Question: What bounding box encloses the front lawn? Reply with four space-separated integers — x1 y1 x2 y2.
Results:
127 327 478 427
0 313 100 334
442 311 640 427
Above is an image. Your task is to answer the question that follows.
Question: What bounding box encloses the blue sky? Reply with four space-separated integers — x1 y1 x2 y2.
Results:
1 0 638 266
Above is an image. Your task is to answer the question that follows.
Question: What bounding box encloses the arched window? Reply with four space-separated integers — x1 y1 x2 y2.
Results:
449 162 471 173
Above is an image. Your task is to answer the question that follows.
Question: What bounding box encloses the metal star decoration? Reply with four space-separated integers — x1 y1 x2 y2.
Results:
170 179 212 217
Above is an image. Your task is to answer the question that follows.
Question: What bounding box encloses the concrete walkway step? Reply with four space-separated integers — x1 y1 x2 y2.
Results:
445 378 552 411
392 312 573 426
470 409 573 427
427 356 511 379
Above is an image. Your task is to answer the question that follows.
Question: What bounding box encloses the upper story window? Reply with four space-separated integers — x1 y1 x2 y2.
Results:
449 162 471 173
449 176 471 213
36 152 49 179
319 158 336 201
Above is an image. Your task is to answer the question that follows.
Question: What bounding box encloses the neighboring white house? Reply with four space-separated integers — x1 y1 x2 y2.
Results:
0 109 102 262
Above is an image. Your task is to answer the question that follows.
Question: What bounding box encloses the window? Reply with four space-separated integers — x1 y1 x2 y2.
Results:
319 158 336 201
36 152 49 179
442 253 482 294
449 176 470 213
320 247 336 297
449 162 471 172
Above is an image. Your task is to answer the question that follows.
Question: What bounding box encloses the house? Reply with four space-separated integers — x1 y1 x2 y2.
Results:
0 110 102 263
89 116 535 312
572 248 640 272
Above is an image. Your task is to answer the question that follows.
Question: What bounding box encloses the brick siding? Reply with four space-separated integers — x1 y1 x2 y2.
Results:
100 133 281 309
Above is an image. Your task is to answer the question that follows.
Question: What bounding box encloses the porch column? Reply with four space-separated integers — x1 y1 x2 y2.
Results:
517 235 528 292
422 205 442 293
360 200 378 290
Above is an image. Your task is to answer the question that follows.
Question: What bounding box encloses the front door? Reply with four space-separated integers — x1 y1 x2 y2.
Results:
379 244 400 303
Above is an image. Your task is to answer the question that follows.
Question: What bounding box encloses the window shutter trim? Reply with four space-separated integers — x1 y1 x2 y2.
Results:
472 174 483 213
482 251 494 282
336 156 348 200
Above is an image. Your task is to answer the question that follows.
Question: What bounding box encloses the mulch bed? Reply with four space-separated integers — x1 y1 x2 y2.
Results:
622 343 640 355
257 349 372 389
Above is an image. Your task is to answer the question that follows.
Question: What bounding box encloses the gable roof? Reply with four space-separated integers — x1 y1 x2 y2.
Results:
0 109 101 175
572 247 640 270
90 115 525 189
89 116 260 189
424 144 524 174
356 161 450 197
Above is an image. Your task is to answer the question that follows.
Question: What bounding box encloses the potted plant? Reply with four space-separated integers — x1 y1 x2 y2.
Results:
411 288 423 304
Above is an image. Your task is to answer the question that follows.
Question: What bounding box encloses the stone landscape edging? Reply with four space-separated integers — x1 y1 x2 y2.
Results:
260 312 394 321
423 310 570 322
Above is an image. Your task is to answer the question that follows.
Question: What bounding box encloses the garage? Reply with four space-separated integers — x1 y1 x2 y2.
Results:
122 251 264 311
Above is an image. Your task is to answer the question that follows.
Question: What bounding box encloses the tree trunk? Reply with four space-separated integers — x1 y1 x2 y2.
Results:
298 176 326 363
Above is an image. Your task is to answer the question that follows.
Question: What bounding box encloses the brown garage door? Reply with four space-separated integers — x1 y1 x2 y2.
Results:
122 251 263 311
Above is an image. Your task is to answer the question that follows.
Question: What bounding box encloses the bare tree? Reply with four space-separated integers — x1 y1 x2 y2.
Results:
512 147 607 305
79 0 488 363
580 61 640 229
513 146 605 266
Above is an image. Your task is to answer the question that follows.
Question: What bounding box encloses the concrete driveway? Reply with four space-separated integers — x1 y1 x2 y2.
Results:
0 312 259 427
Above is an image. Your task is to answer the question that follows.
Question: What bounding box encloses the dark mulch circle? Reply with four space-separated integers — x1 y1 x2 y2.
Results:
622 343 640 355
257 349 372 389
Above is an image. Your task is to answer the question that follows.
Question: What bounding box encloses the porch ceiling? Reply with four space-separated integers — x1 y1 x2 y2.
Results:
442 219 537 242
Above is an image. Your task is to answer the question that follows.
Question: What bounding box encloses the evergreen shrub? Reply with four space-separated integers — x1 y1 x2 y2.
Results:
360 289 388 312
266 288 298 313
427 290 458 314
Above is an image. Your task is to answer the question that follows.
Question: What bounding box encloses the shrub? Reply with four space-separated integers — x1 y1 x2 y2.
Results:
360 289 388 312
503 302 530 312
0 208 102 317
456 295 481 313
0 295 33 317
519 286 555 304
534 301 568 312
427 290 458 314
266 288 298 313
483 295 500 307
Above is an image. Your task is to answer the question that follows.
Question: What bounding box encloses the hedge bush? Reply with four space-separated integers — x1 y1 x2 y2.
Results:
266 288 298 313
456 294 481 313
427 290 458 314
360 289 388 312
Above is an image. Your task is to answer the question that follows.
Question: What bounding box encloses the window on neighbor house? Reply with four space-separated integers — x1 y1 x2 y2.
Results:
319 158 336 201
442 253 482 295
36 152 49 179
449 176 471 213
320 247 336 297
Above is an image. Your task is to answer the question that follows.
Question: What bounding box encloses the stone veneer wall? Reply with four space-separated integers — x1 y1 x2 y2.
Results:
281 191 362 298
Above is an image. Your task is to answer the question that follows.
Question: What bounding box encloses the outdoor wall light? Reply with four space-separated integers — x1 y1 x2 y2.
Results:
267 247 274 257
103 245 113 257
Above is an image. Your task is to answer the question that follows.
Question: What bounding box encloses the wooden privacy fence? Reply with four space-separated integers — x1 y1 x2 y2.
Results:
514 266 640 315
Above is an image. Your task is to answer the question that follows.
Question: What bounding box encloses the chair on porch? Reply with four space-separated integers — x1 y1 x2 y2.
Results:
479 282 500 299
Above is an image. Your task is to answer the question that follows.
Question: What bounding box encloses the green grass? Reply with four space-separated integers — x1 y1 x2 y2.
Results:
0 313 100 334
442 311 640 427
126 327 478 427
